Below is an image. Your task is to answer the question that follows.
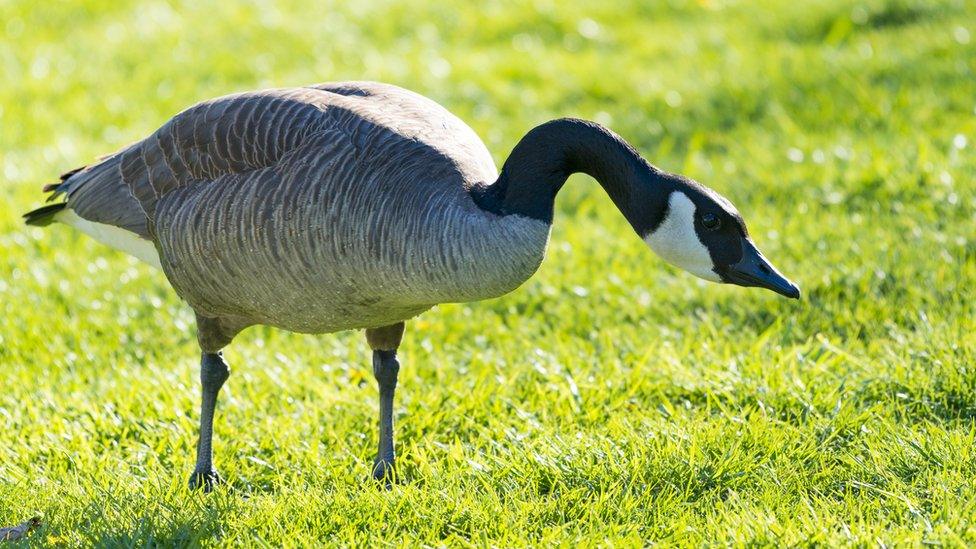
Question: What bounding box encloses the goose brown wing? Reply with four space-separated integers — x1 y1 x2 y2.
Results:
40 87 345 238
40 83 493 240
119 88 346 221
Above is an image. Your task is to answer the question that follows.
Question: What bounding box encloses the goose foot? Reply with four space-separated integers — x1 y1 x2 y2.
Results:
188 468 222 492
372 459 396 488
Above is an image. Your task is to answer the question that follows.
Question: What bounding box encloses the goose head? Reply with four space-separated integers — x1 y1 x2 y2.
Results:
642 181 800 299
488 117 799 298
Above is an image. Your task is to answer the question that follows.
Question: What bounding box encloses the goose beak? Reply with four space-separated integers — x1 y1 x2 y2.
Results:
721 239 800 299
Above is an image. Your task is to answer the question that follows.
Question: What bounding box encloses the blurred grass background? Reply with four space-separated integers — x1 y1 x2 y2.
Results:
1 0 974 545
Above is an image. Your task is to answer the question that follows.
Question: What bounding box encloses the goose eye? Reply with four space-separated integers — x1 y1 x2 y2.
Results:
701 213 721 230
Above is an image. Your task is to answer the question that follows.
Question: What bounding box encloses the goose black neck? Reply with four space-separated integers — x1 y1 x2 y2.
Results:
475 118 672 234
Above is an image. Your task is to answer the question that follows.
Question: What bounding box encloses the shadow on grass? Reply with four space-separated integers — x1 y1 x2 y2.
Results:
853 379 976 423
47 480 240 547
77 511 226 548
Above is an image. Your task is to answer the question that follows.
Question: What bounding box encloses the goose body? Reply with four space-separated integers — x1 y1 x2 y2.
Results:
41 83 550 333
25 81 798 489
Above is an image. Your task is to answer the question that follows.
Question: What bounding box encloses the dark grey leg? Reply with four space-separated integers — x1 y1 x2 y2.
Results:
189 351 230 491
372 349 400 480
365 322 405 483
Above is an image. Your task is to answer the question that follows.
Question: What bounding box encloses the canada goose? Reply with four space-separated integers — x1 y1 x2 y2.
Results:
25 81 799 490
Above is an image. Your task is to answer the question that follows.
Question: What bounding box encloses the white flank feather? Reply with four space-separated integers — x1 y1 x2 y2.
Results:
55 209 162 269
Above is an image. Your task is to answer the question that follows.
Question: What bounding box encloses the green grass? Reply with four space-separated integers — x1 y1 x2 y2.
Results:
1 0 975 545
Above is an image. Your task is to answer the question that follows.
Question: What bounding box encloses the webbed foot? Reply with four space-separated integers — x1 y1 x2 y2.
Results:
188 469 223 492
372 459 396 489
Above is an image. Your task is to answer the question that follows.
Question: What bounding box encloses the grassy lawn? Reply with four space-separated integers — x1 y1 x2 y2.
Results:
1 0 974 545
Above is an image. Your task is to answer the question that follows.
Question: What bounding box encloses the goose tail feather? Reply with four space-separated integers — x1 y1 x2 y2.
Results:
41 165 86 201
24 165 87 226
23 202 67 227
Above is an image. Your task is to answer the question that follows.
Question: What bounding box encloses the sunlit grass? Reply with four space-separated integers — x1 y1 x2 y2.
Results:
1 0 974 545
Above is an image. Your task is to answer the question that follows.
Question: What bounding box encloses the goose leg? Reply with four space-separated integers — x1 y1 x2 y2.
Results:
189 351 230 491
189 314 238 492
365 322 405 483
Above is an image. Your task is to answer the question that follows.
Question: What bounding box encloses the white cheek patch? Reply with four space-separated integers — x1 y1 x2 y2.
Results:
643 192 721 282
